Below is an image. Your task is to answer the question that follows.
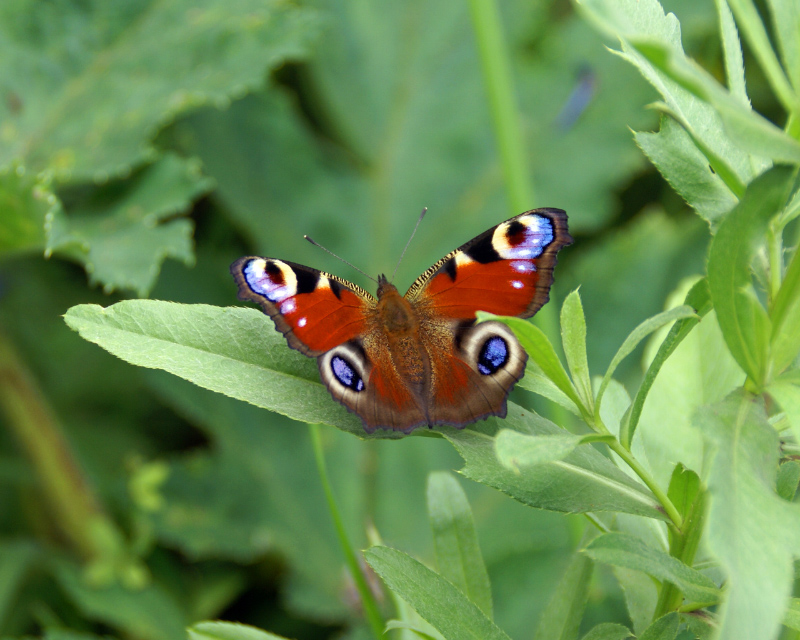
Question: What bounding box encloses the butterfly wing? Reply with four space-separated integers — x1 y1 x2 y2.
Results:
408 208 572 427
232 257 428 431
231 257 375 357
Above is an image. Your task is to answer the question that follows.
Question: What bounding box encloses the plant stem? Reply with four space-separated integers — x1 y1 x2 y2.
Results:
309 424 384 638
607 438 683 530
0 329 135 582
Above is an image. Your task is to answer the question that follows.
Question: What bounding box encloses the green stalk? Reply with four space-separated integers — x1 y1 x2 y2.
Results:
309 424 384 638
0 330 141 585
467 0 566 424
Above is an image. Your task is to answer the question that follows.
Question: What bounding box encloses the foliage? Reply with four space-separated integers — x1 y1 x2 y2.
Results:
1 0 800 639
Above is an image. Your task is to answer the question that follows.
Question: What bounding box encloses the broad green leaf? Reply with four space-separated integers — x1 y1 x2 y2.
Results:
560 290 592 408
699 393 800 640
364 546 512 640
533 551 593 640
482 314 582 412
777 461 800 502
634 116 738 224
767 380 800 446
445 404 665 519
0 0 320 180
55 561 185 640
639 612 679 640
0 163 60 256
46 154 212 295
708 166 795 385
595 305 696 417
495 430 613 471
580 623 632 640
517 360 582 416
714 0 749 106
620 278 710 449
63 300 372 437
427 472 493 619
188 621 292 640
766 0 800 92
770 243 800 373
582 533 720 604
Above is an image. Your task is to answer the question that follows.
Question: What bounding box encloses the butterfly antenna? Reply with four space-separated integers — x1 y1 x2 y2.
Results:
304 235 378 284
390 207 428 282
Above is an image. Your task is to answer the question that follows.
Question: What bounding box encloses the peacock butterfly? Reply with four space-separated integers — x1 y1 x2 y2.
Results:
231 208 572 433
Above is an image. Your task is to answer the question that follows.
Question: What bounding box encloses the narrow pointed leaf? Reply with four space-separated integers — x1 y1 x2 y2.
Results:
561 290 593 408
188 622 293 640
533 552 593 640
427 472 492 619
708 166 795 384
364 546 512 640
770 244 800 373
582 533 720 604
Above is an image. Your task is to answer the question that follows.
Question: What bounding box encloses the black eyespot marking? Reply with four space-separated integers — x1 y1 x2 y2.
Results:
331 355 365 391
295 268 320 294
329 279 343 299
442 257 457 281
477 336 509 375
466 235 502 264
506 220 526 242
265 260 284 283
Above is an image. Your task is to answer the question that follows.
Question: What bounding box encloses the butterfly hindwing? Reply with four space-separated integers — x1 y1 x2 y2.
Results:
231 257 374 357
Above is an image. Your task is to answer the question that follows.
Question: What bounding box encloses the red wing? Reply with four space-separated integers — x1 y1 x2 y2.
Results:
406 208 572 319
231 257 375 357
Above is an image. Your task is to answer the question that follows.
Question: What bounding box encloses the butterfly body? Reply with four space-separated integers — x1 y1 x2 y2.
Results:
232 208 571 433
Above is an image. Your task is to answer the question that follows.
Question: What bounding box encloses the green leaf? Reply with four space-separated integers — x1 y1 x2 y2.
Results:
612 567 657 636
384 620 444 640
482 314 582 412
770 242 800 373
714 0 749 106
582 533 720 604
0 163 60 256
766 0 800 93
516 360 582 416
784 598 800 632
55 561 185 640
708 166 795 385
445 404 665 519
495 429 613 471
639 612 679 640
560 290 593 408
364 546 512 640
187 621 293 640
767 380 800 448
634 116 738 224
0 0 320 180
533 552 593 640
620 278 710 449
579 623 632 640
63 300 370 437
427 472 493 619
577 0 765 183
595 305 696 418
46 154 211 295
777 461 800 502
699 393 800 640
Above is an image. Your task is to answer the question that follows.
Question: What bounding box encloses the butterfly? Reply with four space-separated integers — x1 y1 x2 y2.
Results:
231 208 571 433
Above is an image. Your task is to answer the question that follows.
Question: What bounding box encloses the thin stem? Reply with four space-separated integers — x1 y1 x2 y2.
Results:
309 424 384 638
607 438 683 531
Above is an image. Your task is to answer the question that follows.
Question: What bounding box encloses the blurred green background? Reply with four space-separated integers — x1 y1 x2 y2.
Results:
0 0 780 638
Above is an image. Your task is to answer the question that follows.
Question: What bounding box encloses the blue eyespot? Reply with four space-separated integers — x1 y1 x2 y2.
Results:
331 355 365 391
477 336 509 375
